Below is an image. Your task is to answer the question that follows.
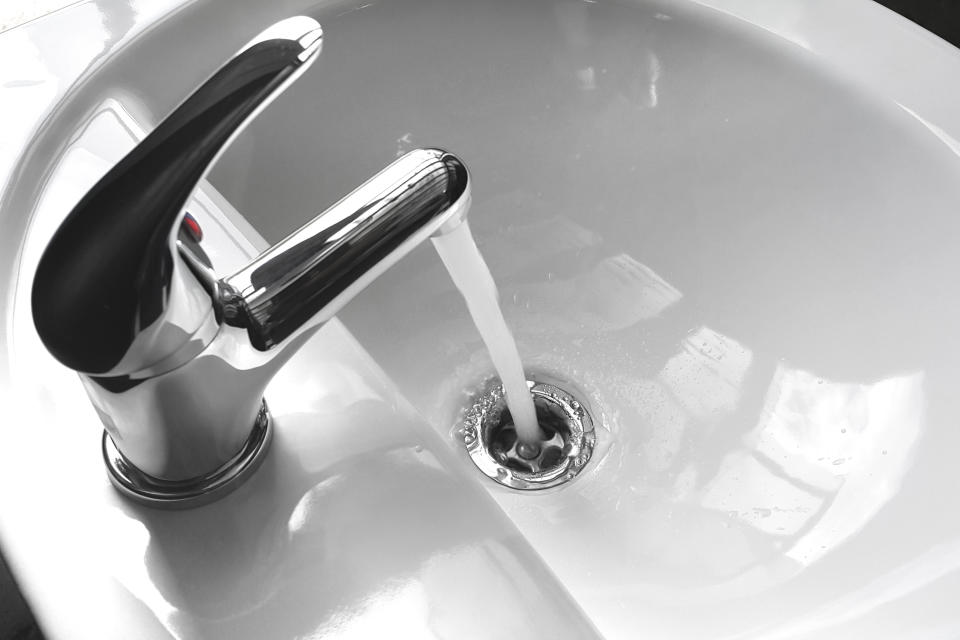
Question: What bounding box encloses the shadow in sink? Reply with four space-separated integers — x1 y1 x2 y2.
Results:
121 395 594 639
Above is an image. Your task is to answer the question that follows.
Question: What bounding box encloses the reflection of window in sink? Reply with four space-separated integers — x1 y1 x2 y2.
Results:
659 326 752 419
504 251 682 334
598 326 752 481
700 451 824 537
477 212 604 281
700 366 923 566
584 328 923 587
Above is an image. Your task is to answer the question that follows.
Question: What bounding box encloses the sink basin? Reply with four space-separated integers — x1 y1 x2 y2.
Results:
4 0 960 638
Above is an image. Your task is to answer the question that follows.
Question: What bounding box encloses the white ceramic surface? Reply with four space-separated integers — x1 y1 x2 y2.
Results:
3 0 960 638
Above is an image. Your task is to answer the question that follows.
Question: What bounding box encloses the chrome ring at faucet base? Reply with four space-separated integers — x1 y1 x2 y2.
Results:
102 401 273 509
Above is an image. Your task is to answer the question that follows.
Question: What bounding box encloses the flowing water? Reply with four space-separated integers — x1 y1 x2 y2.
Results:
432 221 543 445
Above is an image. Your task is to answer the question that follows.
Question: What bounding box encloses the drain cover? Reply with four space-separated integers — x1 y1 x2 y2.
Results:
462 378 595 490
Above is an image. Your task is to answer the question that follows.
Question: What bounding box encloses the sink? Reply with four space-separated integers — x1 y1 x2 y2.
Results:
4 0 960 638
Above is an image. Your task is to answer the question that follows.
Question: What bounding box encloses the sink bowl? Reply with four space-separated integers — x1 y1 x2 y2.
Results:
3 0 960 638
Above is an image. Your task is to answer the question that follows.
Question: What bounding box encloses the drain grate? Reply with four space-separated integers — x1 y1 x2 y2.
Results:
462 378 595 490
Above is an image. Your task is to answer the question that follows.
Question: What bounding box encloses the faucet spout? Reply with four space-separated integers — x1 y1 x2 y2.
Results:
220 148 470 353
29 15 471 508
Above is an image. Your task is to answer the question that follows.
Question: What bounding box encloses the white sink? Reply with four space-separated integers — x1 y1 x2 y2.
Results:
3 0 960 638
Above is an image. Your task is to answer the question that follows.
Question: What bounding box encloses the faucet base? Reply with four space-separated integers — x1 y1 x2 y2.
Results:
102 401 273 509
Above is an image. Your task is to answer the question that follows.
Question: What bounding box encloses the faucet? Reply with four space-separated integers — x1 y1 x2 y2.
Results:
30 16 471 508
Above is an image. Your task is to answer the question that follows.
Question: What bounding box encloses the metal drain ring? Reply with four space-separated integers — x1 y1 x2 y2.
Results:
463 379 595 490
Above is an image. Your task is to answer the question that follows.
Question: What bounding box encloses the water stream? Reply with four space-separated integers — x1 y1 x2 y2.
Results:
432 221 543 445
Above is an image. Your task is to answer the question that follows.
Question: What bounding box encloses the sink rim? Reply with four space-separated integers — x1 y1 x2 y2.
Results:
4 1 960 638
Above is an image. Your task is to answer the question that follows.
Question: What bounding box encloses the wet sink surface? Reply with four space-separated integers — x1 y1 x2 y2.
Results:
4 0 960 638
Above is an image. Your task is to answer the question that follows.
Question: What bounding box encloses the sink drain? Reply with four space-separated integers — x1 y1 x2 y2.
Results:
462 378 595 490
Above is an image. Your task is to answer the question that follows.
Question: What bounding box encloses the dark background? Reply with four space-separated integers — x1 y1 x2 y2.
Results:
1 2 959 640
876 0 960 46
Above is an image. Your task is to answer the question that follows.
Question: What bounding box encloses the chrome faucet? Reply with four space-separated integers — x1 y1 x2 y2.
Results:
30 16 470 507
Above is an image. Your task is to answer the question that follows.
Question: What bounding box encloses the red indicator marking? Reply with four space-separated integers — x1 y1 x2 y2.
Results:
182 212 203 242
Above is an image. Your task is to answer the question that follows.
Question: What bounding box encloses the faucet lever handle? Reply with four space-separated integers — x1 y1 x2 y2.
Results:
32 16 323 376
